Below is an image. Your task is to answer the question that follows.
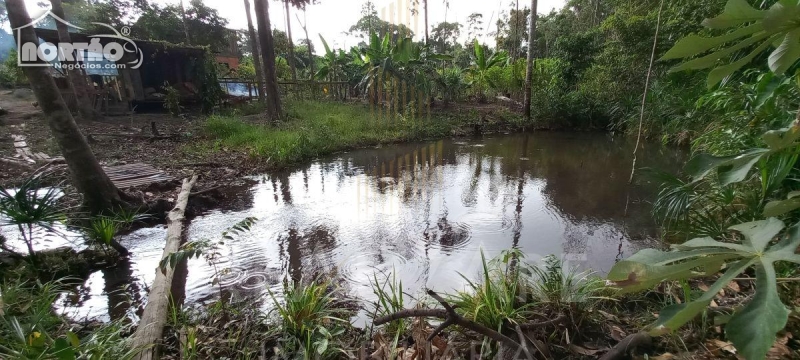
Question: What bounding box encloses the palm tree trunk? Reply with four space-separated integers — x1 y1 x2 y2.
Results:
284 0 298 94
7 0 134 214
296 11 315 100
523 0 537 122
244 0 265 103
254 0 284 121
424 0 429 45
50 0 101 122
179 0 191 44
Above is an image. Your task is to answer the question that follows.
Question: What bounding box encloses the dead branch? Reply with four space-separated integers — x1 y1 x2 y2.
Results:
190 185 224 196
373 289 524 353
29 158 66 177
0 157 34 170
514 325 535 360
89 133 179 140
176 162 223 167
598 331 651 360
518 314 566 330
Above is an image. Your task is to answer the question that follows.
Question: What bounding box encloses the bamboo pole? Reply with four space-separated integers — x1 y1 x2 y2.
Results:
132 175 198 360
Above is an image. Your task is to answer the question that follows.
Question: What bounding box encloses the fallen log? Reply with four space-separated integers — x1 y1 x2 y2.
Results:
131 175 197 360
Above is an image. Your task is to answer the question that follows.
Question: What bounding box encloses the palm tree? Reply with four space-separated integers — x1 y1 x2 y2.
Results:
243 0 266 103
6 0 137 214
254 0 284 121
283 0 298 88
523 0 538 121
50 0 100 122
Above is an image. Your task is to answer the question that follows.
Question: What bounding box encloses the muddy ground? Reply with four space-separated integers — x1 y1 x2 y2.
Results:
0 88 260 213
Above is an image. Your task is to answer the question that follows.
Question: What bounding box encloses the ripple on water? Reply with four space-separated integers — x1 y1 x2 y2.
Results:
456 212 512 235
423 221 472 251
337 248 411 287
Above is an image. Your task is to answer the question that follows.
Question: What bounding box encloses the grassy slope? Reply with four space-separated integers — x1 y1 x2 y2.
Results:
199 100 522 167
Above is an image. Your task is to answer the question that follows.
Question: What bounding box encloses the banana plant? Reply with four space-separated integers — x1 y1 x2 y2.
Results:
315 35 351 99
354 31 450 105
315 35 348 82
466 39 508 101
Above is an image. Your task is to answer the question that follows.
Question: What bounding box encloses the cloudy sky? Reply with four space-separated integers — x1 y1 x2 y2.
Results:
19 0 566 52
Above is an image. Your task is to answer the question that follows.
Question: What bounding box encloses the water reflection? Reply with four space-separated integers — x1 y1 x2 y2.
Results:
61 132 685 321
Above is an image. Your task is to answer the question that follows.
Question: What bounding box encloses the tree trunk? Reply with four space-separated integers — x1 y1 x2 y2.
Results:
297 11 315 100
7 0 133 214
244 0 265 103
179 0 191 44
284 0 298 93
424 0 429 45
131 175 197 360
50 0 101 122
523 0 538 122
254 0 283 121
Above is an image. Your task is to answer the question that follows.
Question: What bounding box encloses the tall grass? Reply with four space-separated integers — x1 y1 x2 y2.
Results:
530 255 606 312
269 279 349 359
202 101 455 165
450 251 533 333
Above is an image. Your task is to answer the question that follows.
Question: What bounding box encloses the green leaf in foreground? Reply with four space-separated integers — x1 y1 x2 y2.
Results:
726 263 789 360
608 218 800 359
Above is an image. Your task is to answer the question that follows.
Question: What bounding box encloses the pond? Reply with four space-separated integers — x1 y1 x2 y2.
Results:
53 132 686 322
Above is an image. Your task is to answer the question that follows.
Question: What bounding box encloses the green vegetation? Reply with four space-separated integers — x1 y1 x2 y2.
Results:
450 251 533 333
201 101 486 166
0 50 25 88
0 280 140 359
269 279 350 359
608 1 800 359
0 179 64 263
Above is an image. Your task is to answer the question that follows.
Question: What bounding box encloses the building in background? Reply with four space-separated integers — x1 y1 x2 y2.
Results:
377 0 420 40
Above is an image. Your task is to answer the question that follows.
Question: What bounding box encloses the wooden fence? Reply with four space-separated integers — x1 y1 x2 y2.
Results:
218 78 351 101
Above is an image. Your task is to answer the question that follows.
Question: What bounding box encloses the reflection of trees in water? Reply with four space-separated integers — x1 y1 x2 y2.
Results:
277 171 293 205
102 259 142 320
278 225 338 284
511 135 529 250
461 153 482 207
488 155 499 204
482 133 684 237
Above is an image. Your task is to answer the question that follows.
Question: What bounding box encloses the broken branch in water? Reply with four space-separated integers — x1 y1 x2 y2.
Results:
373 289 524 353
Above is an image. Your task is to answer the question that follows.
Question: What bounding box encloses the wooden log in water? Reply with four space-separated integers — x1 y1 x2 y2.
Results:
131 175 197 360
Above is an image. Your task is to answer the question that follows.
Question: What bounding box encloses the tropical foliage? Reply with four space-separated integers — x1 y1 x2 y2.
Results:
610 1 800 358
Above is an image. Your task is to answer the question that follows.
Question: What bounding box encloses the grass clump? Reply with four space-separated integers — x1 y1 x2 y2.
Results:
450 250 533 333
269 278 351 360
202 101 456 166
0 279 139 359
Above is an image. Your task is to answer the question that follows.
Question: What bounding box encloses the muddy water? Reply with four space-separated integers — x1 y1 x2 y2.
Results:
57 132 685 322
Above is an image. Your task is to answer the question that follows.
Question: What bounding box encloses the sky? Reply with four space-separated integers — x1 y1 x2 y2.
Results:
17 0 567 53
